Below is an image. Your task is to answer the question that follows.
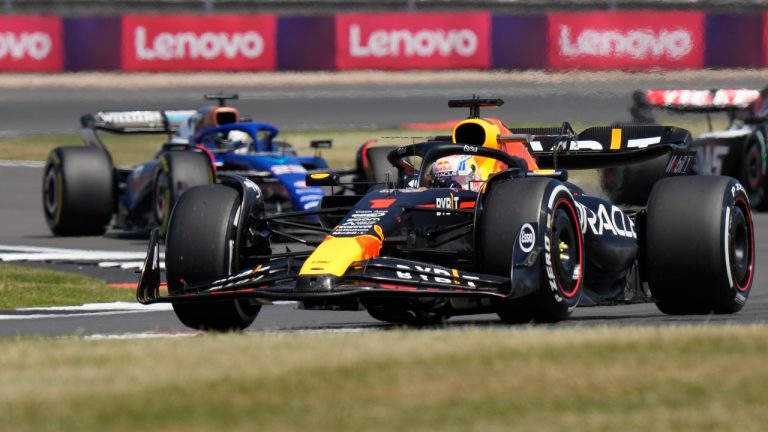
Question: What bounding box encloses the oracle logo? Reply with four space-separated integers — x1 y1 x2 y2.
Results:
558 25 692 60
349 24 478 58
134 26 265 61
0 32 52 60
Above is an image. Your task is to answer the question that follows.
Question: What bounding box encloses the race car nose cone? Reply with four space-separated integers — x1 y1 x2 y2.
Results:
296 274 339 292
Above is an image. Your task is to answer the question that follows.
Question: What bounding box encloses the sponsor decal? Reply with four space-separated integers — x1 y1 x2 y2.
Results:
543 235 563 302
574 201 636 239
270 164 306 175
435 193 459 216
0 16 62 71
122 15 276 71
299 194 323 203
369 198 396 209
333 210 388 236
665 153 696 175
336 12 490 70
518 223 536 253
731 182 746 198
695 146 729 175
644 89 761 109
394 263 479 287
548 12 704 69
462 144 479 153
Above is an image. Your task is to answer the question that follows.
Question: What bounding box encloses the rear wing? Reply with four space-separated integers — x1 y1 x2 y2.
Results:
631 88 766 125
636 89 763 112
504 124 693 170
79 110 197 152
80 110 197 134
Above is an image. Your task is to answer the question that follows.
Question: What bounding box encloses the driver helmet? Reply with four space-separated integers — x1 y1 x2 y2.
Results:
431 154 481 191
227 130 252 154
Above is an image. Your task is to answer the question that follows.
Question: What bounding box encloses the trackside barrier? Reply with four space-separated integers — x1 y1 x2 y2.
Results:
547 11 705 70
0 16 63 71
706 13 764 68
0 12 767 72
335 12 491 70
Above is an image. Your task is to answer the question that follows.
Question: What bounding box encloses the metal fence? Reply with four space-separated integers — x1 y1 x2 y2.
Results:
2 0 768 15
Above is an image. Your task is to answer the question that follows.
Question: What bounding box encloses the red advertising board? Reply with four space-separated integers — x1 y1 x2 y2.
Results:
121 15 276 71
0 16 62 72
548 11 705 70
765 12 768 67
336 13 490 70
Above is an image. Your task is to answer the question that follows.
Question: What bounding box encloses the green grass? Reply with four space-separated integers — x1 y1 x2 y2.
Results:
0 129 442 169
0 264 135 309
0 116 720 169
0 325 767 431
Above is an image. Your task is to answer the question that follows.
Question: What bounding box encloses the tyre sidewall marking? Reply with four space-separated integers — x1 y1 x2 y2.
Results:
723 182 754 298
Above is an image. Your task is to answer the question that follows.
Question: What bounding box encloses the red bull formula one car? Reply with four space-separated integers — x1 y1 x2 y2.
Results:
138 98 754 330
632 87 768 209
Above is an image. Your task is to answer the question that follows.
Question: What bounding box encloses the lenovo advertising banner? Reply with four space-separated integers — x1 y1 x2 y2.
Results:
548 11 705 70
0 16 62 72
336 12 491 70
121 15 276 71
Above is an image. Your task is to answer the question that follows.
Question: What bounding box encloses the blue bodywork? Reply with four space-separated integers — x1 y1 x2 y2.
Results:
194 122 328 212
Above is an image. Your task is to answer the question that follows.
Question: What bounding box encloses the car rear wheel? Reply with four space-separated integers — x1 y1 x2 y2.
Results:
42 146 114 236
477 177 584 323
165 185 260 331
645 176 754 314
741 137 767 210
153 151 214 238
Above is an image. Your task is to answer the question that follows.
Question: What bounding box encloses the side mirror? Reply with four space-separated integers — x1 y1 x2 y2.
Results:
310 140 332 149
306 172 340 187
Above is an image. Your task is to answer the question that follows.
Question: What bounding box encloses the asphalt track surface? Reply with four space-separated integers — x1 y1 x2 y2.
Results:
1 72 768 336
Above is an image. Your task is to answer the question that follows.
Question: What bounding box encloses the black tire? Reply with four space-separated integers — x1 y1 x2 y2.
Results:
645 176 754 314
165 185 260 331
477 177 584 323
153 151 213 238
42 146 114 236
741 136 768 211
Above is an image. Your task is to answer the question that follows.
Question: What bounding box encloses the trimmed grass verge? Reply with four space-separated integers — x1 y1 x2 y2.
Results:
0 116 721 169
0 129 436 169
1 325 767 431
0 264 135 309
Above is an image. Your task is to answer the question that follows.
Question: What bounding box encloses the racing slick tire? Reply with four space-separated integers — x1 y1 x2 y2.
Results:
477 177 584 323
42 146 114 236
153 151 214 238
741 136 768 211
165 185 260 331
645 176 754 315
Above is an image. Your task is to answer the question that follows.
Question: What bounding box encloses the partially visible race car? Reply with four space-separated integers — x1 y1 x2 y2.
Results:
139 98 754 331
43 94 329 237
631 88 768 209
43 108 211 237
171 94 329 215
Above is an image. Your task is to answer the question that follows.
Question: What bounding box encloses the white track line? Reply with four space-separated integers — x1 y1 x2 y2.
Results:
84 332 199 340
0 244 162 269
0 160 45 168
0 302 173 321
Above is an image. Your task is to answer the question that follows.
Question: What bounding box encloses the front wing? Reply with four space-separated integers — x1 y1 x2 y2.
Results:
137 230 511 305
